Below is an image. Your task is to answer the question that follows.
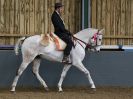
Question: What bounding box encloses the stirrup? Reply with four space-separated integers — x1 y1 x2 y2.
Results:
62 61 72 64
62 56 72 64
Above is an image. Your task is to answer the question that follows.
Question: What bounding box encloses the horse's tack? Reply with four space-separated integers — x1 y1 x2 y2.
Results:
40 34 50 47
40 33 67 51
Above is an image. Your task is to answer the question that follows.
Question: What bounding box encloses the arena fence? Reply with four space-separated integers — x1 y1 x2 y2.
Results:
0 45 133 88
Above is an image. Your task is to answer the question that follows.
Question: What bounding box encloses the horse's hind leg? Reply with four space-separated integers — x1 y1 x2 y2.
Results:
74 62 96 90
58 64 71 92
32 58 49 91
10 56 35 92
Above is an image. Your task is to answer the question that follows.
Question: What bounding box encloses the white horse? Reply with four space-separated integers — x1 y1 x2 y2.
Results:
10 28 104 92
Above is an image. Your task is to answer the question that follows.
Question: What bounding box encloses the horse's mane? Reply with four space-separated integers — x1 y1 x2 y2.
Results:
74 28 98 39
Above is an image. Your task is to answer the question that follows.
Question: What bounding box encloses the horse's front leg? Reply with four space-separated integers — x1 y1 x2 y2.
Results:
58 64 71 92
73 61 96 91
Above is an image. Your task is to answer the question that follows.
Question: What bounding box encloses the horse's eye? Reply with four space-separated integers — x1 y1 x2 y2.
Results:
99 39 102 41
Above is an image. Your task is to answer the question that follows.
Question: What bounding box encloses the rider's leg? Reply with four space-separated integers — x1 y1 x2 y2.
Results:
62 38 73 63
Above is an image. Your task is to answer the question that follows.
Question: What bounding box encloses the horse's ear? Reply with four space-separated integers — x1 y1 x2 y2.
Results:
99 29 105 34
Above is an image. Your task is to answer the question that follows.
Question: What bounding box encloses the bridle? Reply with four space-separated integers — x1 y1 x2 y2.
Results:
72 30 101 50
90 30 102 47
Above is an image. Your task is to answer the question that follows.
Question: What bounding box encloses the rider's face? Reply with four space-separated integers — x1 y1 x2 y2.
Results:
58 7 63 14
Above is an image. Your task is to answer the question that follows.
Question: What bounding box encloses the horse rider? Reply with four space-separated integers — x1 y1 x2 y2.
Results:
51 2 73 64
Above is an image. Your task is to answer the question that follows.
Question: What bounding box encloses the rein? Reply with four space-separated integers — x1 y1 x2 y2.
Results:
72 36 91 49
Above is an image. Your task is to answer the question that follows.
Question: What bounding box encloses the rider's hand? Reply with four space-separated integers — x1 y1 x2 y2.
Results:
67 31 72 36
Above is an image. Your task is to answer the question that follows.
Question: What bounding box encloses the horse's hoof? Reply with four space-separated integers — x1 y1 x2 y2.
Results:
92 88 96 92
45 87 49 91
58 90 63 92
58 88 63 92
89 88 96 94
10 90 16 94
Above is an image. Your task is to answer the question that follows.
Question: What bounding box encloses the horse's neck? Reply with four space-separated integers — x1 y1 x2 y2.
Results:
74 28 97 43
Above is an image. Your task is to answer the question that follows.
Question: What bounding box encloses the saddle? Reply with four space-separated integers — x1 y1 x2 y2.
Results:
40 33 67 51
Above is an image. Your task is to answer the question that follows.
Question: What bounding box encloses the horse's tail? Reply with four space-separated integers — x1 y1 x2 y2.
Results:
14 37 26 55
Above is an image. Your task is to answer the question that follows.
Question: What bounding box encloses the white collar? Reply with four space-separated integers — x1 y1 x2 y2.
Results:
55 11 60 16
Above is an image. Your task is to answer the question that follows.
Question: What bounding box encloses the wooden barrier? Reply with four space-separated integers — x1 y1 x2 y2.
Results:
0 0 81 45
91 0 133 45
